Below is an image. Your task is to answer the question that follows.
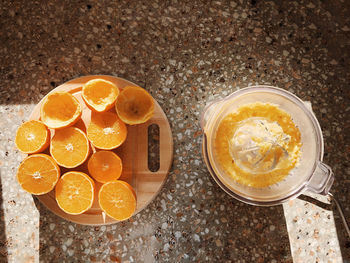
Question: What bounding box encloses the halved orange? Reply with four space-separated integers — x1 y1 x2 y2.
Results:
88 151 122 183
40 91 82 129
16 154 60 195
55 171 95 215
82 79 120 112
87 112 127 150
115 86 154 125
98 180 136 221
50 127 90 168
15 120 50 154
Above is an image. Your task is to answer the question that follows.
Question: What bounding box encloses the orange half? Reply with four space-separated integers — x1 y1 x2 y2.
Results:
98 180 136 221
16 154 60 195
40 91 82 129
88 151 123 183
82 79 120 112
50 127 90 168
55 171 95 215
87 112 127 150
115 86 154 125
15 120 50 154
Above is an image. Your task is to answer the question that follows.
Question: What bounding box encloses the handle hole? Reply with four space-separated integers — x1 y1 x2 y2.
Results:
148 124 160 172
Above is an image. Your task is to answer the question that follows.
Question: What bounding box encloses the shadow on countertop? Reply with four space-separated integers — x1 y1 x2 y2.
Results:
195 177 292 262
1 0 349 261
32 185 292 262
31 177 349 262
0 173 8 262
333 205 350 261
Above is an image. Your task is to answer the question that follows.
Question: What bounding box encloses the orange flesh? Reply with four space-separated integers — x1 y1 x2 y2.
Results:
82 79 119 112
115 86 154 125
41 92 81 129
88 151 122 183
98 180 136 221
55 171 95 215
87 112 127 150
17 154 60 195
15 120 49 154
50 127 90 168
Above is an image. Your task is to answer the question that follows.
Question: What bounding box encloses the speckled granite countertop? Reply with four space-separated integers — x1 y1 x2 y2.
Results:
0 0 349 262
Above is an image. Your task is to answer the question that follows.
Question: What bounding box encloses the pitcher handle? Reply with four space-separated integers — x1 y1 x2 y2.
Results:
306 161 334 195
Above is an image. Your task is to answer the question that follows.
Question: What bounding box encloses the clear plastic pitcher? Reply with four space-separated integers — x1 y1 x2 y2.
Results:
201 86 334 206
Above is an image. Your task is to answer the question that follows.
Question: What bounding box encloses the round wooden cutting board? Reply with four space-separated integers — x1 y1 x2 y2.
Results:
29 75 173 225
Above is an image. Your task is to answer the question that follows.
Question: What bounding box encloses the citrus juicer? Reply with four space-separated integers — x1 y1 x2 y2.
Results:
228 116 292 175
200 86 334 206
